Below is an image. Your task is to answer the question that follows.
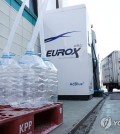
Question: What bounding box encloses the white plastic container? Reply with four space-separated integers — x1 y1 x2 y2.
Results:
44 4 93 99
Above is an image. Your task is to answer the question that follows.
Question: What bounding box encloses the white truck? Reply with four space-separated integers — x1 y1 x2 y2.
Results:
101 51 120 92
44 4 94 100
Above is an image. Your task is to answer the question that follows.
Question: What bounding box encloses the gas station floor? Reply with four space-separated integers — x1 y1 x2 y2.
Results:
50 97 103 134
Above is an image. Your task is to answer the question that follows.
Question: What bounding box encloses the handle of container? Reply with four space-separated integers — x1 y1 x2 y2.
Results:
27 0 48 58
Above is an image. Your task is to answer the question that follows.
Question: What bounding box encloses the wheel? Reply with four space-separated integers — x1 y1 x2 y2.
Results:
109 88 113 92
107 86 113 93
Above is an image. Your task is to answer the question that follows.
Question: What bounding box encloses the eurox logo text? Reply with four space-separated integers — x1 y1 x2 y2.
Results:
45 31 81 58
46 47 81 58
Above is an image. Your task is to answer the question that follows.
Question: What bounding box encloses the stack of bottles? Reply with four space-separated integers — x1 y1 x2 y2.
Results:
0 53 58 108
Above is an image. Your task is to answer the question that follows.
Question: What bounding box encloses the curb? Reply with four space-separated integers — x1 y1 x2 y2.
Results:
67 98 105 134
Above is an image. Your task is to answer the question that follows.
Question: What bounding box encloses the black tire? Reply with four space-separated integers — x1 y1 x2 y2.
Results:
109 88 113 92
107 86 113 92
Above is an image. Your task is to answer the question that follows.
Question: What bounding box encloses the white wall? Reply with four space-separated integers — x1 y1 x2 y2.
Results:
0 0 40 56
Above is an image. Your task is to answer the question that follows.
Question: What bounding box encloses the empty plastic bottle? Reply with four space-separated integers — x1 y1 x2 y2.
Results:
19 51 48 108
0 55 23 107
0 58 9 105
6 60 24 107
43 58 58 103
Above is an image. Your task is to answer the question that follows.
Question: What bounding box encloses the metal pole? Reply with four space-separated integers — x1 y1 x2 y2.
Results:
29 0 38 16
56 0 59 8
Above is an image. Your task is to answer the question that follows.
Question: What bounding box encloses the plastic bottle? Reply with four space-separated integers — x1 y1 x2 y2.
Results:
0 0 27 107
0 56 23 107
43 58 58 103
19 53 35 108
19 51 48 108
0 58 9 105
32 56 48 107
6 59 24 107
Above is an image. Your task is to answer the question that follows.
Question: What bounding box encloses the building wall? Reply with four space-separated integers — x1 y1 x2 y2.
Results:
0 0 40 56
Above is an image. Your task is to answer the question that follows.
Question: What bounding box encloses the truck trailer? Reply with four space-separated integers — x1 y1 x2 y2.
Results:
101 51 120 92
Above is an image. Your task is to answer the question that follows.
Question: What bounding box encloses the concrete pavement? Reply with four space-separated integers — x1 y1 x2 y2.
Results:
50 97 103 134
89 96 120 134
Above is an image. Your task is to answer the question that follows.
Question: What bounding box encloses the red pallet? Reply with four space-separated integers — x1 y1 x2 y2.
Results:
0 103 63 134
